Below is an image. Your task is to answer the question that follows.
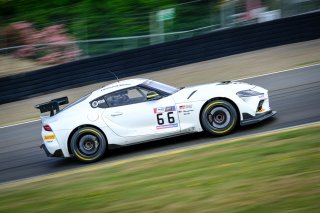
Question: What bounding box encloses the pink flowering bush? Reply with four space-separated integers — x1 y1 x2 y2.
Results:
2 22 81 64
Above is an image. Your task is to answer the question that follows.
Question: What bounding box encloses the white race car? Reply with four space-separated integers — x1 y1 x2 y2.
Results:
36 78 276 162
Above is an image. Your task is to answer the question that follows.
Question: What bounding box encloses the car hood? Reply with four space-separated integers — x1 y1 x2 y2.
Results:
172 81 256 103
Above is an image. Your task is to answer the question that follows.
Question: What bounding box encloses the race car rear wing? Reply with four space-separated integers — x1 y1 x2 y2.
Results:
35 97 69 116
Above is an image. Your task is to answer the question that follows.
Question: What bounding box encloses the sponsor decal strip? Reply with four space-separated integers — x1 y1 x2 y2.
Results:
165 106 176 112
154 105 176 114
156 123 178 129
44 135 55 140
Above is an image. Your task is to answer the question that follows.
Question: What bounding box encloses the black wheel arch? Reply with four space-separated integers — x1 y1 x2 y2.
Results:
67 124 108 155
199 97 241 129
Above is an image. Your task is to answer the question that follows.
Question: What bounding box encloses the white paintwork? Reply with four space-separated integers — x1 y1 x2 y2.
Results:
102 96 180 139
39 78 272 158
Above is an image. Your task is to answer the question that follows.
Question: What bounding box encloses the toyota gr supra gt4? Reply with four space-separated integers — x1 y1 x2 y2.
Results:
36 78 276 162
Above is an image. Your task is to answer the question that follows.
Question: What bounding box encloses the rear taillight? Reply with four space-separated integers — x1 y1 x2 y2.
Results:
43 124 52 131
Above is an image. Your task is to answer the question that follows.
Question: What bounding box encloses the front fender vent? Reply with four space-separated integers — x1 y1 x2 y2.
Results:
187 90 197 99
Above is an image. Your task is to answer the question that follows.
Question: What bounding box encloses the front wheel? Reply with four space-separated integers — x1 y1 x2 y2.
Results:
70 127 107 162
201 100 238 136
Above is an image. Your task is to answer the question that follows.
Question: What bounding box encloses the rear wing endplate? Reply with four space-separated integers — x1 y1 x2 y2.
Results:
35 97 69 116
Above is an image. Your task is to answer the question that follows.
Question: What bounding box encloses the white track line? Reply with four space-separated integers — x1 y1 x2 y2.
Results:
0 119 41 129
235 63 320 81
1 62 319 129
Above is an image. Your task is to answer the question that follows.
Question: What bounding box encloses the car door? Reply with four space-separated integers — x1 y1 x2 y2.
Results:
102 87 180 140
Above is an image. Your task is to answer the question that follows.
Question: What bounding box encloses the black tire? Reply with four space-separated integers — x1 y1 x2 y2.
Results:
70 127 107 162
201 100 238 136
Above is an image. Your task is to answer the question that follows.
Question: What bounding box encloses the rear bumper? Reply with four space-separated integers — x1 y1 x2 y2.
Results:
40 144 64 157
240 110 277 126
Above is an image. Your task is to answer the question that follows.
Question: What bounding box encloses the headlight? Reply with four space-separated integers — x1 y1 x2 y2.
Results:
236 90 263 97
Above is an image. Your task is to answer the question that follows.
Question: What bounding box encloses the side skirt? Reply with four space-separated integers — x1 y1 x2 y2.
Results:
108 131 198 150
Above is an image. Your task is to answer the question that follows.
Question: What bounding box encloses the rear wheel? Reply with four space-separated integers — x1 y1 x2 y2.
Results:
201 100 238 136
70 127 107 162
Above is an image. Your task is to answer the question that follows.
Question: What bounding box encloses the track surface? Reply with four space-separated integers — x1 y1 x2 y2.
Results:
1 65 320 183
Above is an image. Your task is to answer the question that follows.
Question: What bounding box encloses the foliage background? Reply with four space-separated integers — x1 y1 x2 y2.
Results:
0 0 220 39
0 0 319 62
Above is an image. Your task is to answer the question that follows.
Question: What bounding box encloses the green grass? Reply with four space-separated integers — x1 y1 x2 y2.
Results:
1 125 320 213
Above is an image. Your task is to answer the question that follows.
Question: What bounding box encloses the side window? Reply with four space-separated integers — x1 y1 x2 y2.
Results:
137 87 149 96
104 88 147 107
128 88 146 101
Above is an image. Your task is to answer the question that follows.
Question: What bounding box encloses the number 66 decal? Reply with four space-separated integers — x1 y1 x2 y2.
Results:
157 112 175 125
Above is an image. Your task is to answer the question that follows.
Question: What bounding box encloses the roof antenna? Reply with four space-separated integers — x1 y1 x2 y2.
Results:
106 69 119 83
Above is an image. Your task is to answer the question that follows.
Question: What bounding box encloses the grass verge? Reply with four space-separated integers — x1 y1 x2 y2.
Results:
0 125 319 212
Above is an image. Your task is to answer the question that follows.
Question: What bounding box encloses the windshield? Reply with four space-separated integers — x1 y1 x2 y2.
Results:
142 80 179 95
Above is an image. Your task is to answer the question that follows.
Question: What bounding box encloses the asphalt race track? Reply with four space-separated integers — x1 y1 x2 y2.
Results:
1 65 320 183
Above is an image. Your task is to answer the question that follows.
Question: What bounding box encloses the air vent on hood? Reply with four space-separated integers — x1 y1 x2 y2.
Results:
218 81 232 85
218 81 251 85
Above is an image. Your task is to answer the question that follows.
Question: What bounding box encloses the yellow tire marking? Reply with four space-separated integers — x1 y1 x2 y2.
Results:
205 102 224 111
74 150 98 161
75 128 103 161
205 101 235 134
211 119 235 134
79 129 102 138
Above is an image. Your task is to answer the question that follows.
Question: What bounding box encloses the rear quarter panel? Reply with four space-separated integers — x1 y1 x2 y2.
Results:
46 101 123 157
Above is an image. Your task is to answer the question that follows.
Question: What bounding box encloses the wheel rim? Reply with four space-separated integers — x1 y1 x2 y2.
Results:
78 134 100 156
207 107 231 129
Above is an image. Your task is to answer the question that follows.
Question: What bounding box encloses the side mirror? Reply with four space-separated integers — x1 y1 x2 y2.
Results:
146 91 161 101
